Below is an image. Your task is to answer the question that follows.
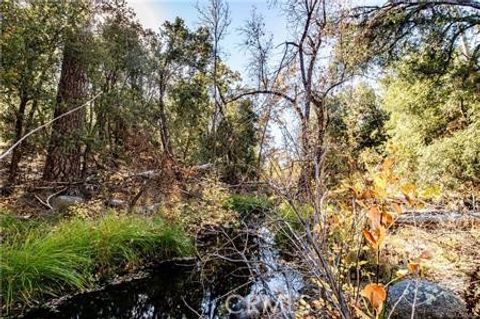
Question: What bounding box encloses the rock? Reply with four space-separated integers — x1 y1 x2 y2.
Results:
135 170 160 179
105 199 127 208
51 195 84 210
386 279 468 319
135 203 162 214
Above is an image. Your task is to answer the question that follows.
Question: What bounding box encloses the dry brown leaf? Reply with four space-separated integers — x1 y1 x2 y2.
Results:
361 283 387 313
375 226 386 247
419 250 433 260
360 189 373 200
381 212 394 228
368 206 382 228
408 262 420 275
392 202 402 215
381 157 394 172
363 229 377 248
404 193 414 207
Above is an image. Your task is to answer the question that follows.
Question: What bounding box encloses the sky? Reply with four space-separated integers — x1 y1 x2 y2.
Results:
127 0 289 76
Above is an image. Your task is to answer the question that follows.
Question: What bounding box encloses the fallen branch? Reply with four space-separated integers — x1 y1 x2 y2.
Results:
396 211 480 227
0 92 103 162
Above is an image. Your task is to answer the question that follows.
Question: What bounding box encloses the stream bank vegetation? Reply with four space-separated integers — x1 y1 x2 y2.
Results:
0 211 192 312
1 0 479 318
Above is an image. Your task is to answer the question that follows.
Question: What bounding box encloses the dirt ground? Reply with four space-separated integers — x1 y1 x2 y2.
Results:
385 223 480 307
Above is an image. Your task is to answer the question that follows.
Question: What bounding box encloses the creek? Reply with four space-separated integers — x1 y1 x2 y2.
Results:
23 224 303 319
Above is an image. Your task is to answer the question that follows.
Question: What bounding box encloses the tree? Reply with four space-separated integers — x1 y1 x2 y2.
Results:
0 0 82 184
206 99 259 184
236 0 353 195
147 18 211 158
325 84 388 185
382 55 479 188
43 3 92 182
350 0 480 74
168 74 211 163
88 5 148 161
197 0 231 148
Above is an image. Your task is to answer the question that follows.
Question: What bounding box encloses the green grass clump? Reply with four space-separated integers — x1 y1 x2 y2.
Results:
0 213 192 312
223 194 273 216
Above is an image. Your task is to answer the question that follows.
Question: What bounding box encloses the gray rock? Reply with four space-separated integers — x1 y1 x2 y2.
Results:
106 199 127 208
135 203 162 214
386 279 468 319
51 195 84 210
135 170 160 179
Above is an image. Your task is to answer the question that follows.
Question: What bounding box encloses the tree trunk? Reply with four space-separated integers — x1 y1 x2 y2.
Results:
7 96 29 184
43 32 88 182
297 99 314 194
158 94 173 157
297 99 328 196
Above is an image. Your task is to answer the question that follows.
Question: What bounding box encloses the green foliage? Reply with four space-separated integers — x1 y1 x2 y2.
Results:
274 202 313 247
326 84 389 184
382 55 480 188
169 74 211 162
277 202 313 229
0 0 88 152
223 194 272 216
0 213 192 312
205 99 260 184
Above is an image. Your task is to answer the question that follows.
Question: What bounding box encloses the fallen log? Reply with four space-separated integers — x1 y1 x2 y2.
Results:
395 211 480 228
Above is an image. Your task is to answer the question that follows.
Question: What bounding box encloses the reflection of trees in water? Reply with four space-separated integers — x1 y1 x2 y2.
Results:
27 263 250 319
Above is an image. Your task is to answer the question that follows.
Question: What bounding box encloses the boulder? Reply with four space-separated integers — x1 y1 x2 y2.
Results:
386 279 468 319
51 195 84 210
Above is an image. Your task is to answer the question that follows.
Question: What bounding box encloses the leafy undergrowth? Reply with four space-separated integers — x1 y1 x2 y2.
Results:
0 212 192 314
223 193 273 216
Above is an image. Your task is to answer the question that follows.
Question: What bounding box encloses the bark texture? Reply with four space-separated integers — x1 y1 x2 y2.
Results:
43 32 88 182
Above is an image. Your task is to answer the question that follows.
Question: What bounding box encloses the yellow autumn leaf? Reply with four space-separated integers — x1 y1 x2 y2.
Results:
375 226 386 247
401 183 416 196
381 157 394 172
381 212 394 228
392 202 402 215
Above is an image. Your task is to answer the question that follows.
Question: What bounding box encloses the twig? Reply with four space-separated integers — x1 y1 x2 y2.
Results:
34 187 68 210
181 296 202 318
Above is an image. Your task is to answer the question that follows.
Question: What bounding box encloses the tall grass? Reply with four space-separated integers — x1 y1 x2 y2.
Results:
0 213 192 312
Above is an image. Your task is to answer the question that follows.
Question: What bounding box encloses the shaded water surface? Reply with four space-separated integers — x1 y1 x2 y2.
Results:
24 263 249 319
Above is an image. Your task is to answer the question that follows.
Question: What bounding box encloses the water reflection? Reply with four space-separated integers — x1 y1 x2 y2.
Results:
25 263 247 319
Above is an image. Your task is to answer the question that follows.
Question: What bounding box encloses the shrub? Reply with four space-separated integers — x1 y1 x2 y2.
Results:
223 194 273 216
